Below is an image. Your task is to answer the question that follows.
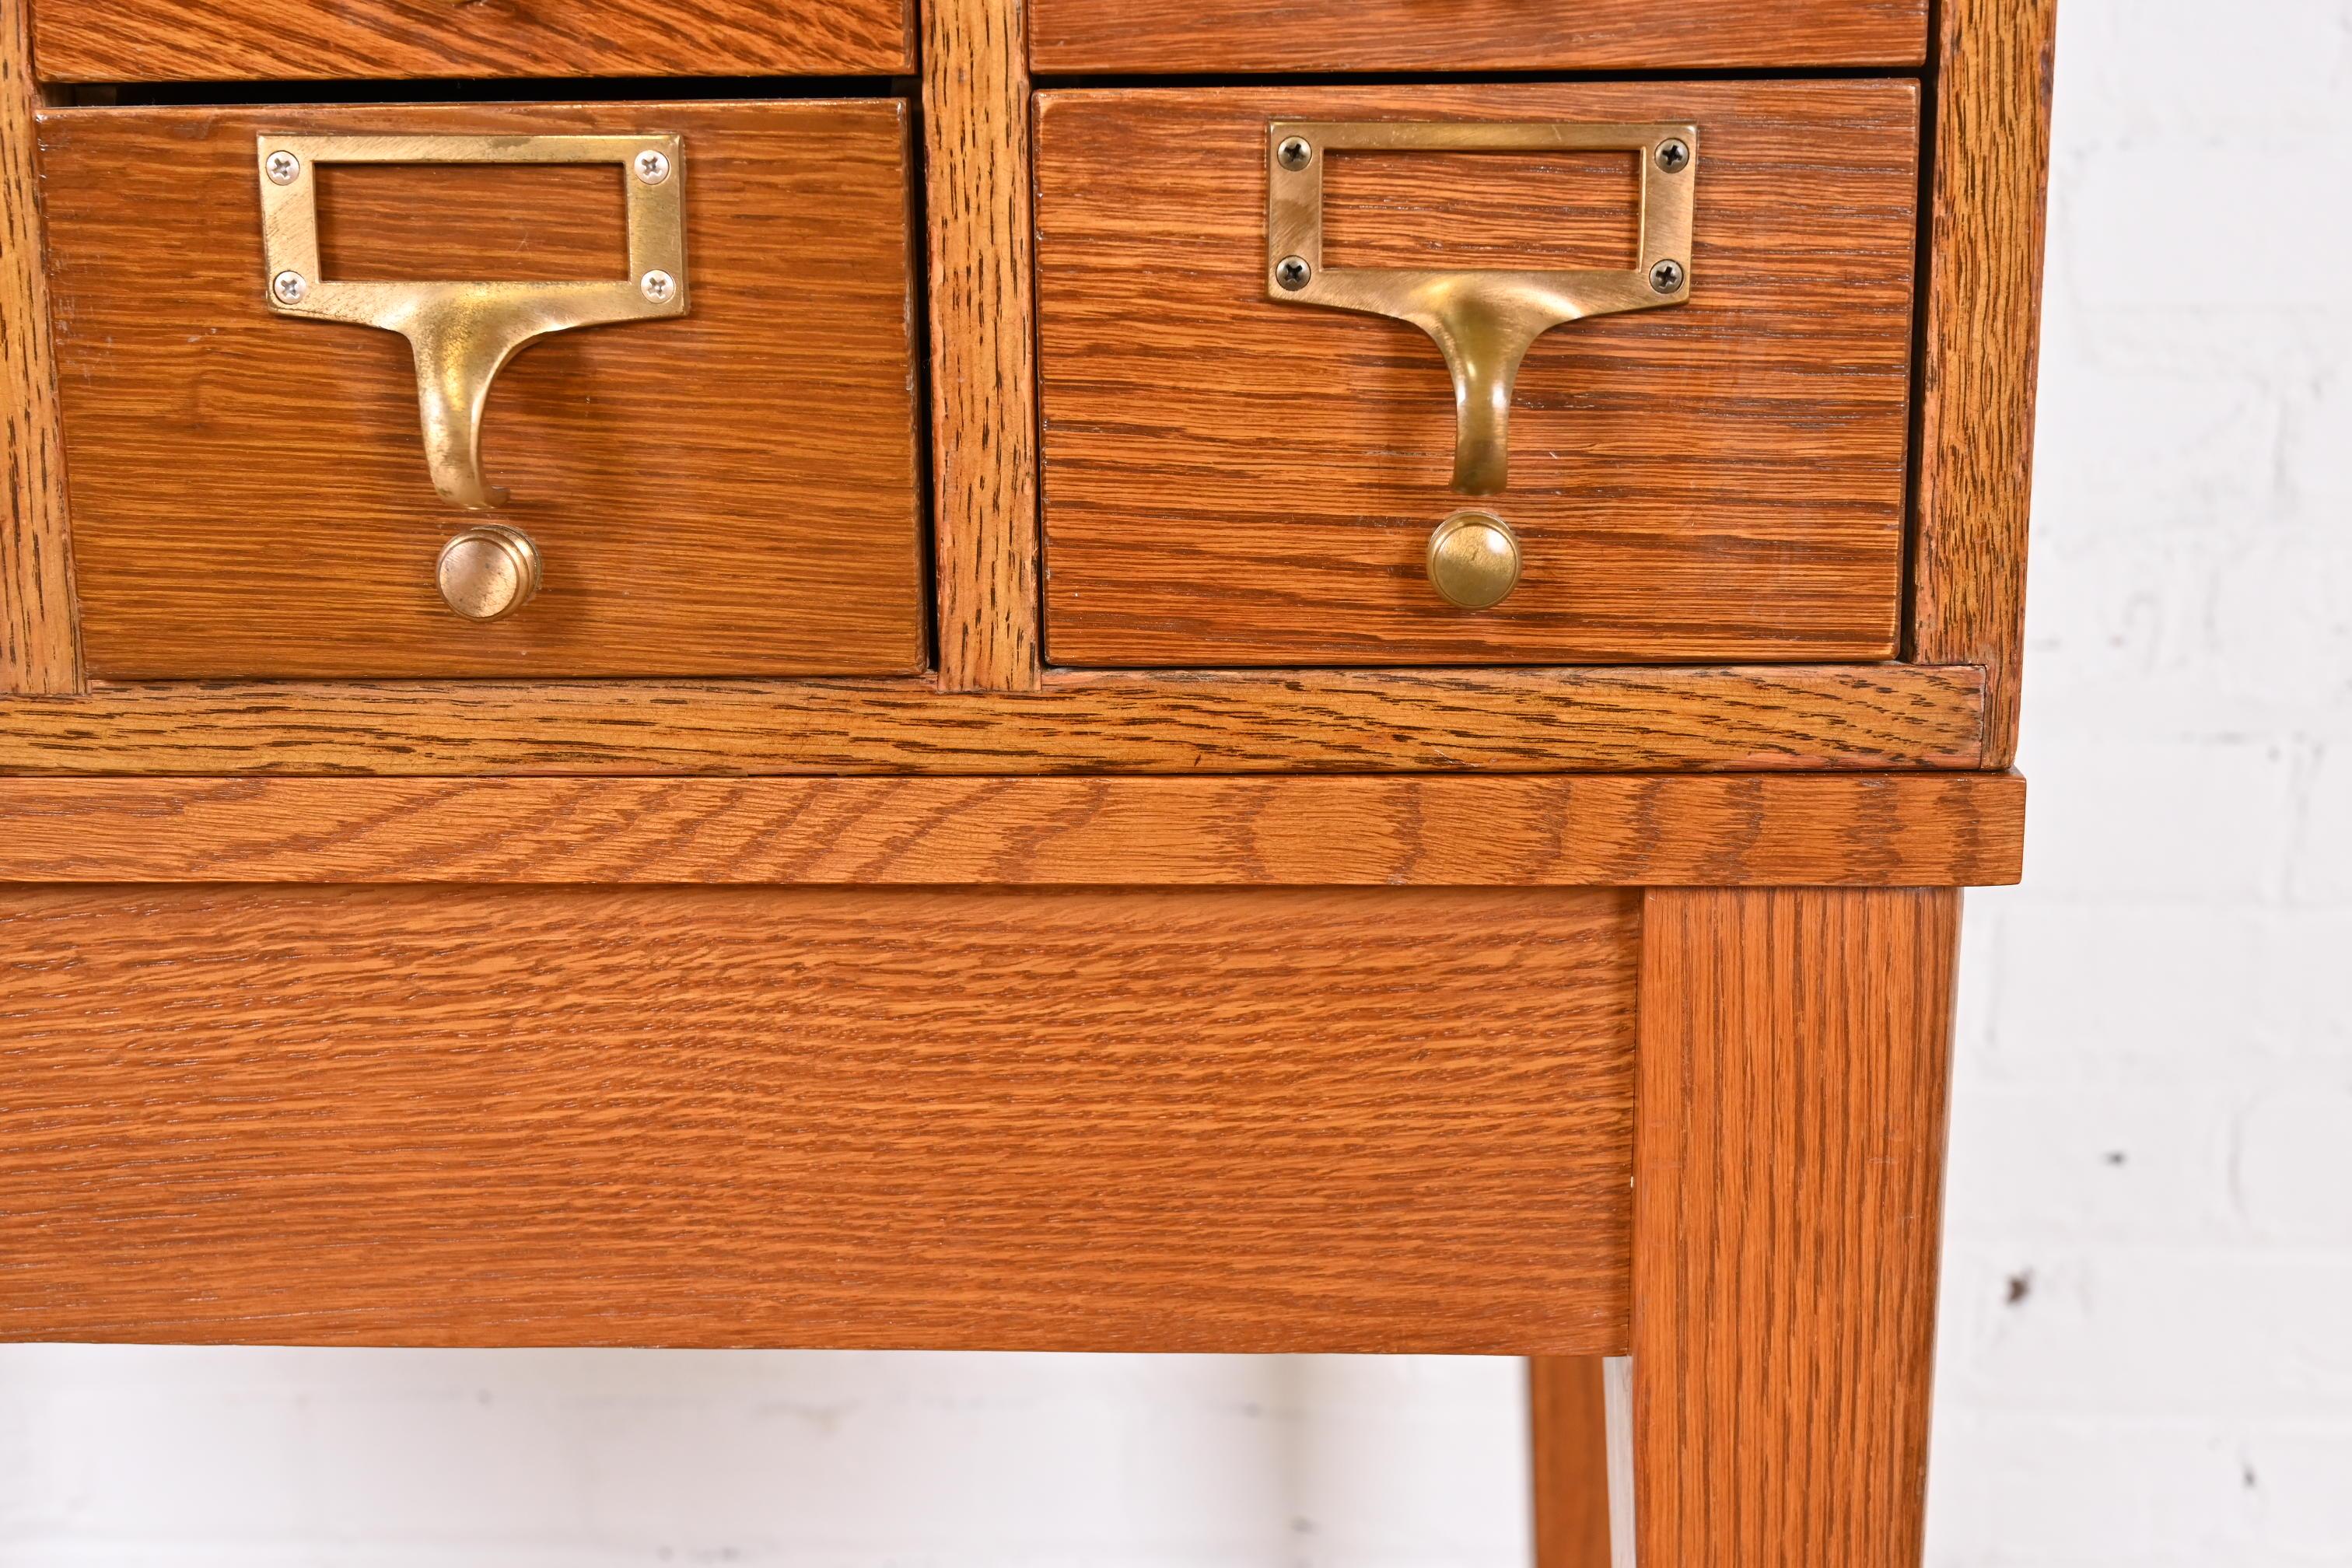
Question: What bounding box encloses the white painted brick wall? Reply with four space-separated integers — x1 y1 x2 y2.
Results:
1927 2 2352 1564
2 0 2346 1561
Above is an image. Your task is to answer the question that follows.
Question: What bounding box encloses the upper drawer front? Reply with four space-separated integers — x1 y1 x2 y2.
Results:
1032 0 1926 74
40 100 926 681
32 0 912 80
1036 83 1920 669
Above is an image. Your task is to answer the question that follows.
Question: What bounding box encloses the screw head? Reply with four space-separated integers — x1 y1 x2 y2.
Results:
634 149 671 185
1275 255 1312 292
1650 258 1686 294
1276 136 1312 171
264 150 301 185
1655 139 1691 173
271 269 308 305
640 269 677 303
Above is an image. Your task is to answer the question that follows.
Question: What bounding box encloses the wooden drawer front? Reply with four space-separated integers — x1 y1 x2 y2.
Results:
40 101 925 680
31 0 912 81
1035 83 1920 669
1032 0 1926 75
0 885 1636 1353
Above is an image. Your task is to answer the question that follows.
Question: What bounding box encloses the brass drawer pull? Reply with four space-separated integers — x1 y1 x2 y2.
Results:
257 132 690 511
1265 120 1696 498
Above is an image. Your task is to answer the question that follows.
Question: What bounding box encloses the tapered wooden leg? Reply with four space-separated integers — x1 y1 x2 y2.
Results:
1531 1356 1612 1568
1633 888 1960 1568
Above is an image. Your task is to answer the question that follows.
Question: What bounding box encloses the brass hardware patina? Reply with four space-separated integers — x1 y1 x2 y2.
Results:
257 133 689 510
436 523 542 621
1426 511 1522 610
1266 120 1696 495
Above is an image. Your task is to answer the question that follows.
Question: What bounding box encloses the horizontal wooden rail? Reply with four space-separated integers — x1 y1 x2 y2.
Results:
1 883 1635 1352
0 771 2023 887
0 663 1988 774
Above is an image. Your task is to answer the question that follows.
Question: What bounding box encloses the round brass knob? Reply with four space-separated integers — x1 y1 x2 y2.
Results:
436 524 541 622
1426 511 1521 610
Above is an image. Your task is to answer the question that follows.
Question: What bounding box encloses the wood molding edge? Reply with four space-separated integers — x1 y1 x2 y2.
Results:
0 772 2025 885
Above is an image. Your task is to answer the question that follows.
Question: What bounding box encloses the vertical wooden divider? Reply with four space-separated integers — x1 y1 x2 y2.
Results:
1633 887 1961 1567
1 0 81 694
922 0 1043 691
1912 0 2057 766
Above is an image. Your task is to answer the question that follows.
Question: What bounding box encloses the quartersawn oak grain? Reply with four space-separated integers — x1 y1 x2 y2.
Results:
0 884 1636 1353
1913 0 2060 768
1634 888 1959 1568
1035 83 1922 667
0 664 1990 774
37 100 926 680
1031 0 1925 75
925 0 1042 691
0 772 2026 887
0 0 78 695
31 0 912 81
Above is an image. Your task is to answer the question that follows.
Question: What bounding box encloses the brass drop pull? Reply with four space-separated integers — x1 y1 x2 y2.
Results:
1427 512 1521 610
437 524 541 621
257 133 690 510
1266 120 1696 497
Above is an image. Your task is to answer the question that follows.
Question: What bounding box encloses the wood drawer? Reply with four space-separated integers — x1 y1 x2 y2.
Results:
0 884 1636 1353
30 0 913 81
1032 0 1926 75
39 100 926 680
1035 83 1921 669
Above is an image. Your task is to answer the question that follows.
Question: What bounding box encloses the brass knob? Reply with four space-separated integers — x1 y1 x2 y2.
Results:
436 524 541 622
1426 512 1521 610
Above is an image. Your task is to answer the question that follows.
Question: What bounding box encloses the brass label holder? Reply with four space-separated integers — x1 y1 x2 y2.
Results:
1265 120 1696 495
257 132 689 511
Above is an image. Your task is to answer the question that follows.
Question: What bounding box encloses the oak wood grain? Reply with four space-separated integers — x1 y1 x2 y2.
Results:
0 0 78 695
925 0 1042 691
37 100 925 680
0 664 1989 774
1532 1356 1614 1568
1034 83 1922 667
1913 0 2059 768
30 0 912 81
0 884 1635 1353
0 772 2025 886
1633 887 1959 1567
1031 0 1925 75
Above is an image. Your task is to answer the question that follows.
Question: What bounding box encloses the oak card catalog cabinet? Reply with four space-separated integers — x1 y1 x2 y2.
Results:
0 0 2053 1561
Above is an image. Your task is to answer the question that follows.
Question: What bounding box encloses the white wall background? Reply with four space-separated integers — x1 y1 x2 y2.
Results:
4 0 2349 1561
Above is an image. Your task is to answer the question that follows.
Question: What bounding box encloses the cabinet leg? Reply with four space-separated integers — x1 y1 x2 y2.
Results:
1632 889 1960 1567
1531 1356 1612 1568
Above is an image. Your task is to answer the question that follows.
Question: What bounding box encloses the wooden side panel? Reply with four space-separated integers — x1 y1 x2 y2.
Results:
0 665 1991 775
1913 0 2059 767
925 0 1042 691
1031 0 1926 75
38 100 925 680
0 773 2028 887
1532 1356 1615 1568
0 884 1635 1353
1035 83 1921 667
0 0 78 694
1633 888 1959 1568
31 0 912 80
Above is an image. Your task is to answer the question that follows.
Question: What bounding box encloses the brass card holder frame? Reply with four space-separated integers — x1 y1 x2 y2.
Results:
1266 120 1696 495
257 132 689 510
